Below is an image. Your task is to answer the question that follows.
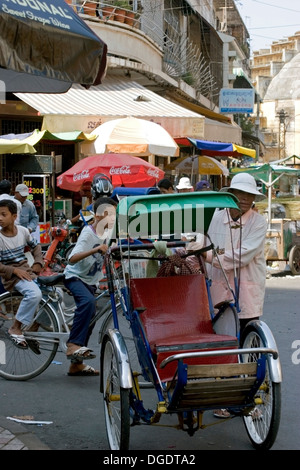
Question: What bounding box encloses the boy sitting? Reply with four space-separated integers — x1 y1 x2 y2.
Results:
0 199 43 348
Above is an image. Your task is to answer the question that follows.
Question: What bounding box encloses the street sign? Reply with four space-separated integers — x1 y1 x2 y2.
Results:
219 88 254 113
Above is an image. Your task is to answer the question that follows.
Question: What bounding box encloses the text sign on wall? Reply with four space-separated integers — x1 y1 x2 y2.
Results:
23 175 50 223
219 88 255 114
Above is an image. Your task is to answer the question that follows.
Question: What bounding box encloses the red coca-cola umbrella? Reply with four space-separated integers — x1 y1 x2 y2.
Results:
56 154 165 191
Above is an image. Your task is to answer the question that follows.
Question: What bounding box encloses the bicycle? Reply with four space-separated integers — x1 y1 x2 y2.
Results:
0 273 112 381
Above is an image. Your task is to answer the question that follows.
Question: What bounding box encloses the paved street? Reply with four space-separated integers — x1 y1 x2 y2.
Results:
0 273 299 451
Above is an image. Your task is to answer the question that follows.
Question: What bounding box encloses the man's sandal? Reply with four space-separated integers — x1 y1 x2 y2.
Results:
66 346 96 361
213 409 231 419
5 331 28 349
68 365 99 376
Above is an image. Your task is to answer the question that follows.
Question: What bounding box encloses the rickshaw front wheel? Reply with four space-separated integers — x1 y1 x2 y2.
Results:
102 337 130 450
241 325 281 450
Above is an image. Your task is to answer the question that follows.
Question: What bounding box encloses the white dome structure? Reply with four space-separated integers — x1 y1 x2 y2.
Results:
264 53 300 101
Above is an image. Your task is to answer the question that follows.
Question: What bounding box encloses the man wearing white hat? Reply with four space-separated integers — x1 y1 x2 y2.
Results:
203 173 267 417
14 184 39 234
205 173 267 323
176 177 194 193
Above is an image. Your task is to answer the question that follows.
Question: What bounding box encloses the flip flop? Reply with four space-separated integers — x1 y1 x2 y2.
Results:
68 365 99 376
213 409 231 419
66 346 96 361
5 331 28 349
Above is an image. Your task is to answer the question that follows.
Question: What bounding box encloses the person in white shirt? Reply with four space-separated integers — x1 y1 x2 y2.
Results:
204 173 267 329
202 173 267 419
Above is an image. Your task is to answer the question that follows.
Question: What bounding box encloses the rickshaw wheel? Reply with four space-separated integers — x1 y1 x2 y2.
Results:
102 336 130 450
241 325 281 450
289 245 300 275
100 306 151 387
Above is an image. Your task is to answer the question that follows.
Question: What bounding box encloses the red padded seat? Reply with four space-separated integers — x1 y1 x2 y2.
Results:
129 275 238 382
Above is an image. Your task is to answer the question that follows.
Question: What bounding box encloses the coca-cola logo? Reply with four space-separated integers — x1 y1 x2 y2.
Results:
73 169 90 181
109 166 131 175
147 168 160 178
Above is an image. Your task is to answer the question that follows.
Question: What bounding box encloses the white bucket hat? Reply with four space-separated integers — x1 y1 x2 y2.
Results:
221 173 266 201
176 177 193 190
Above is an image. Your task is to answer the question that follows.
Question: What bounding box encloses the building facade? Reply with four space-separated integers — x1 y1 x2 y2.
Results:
1 0 254 182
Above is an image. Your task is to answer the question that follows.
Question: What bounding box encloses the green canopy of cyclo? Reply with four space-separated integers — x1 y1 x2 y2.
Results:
114 192 239 239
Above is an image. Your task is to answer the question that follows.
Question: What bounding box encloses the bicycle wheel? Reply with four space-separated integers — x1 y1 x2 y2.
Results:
100 306 143 380
289 245 300 275
102 336 130 450
241 325 281 450
0 292 59 381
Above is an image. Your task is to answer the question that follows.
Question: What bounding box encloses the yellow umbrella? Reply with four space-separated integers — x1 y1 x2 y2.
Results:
165 155 229 176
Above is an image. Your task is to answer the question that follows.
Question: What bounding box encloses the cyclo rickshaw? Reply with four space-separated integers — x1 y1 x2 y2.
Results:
99 191 282 450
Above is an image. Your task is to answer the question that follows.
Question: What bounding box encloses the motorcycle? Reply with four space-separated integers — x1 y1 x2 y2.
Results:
41 213 79 275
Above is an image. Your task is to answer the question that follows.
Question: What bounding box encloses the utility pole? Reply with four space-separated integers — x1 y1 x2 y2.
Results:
277 109 288 159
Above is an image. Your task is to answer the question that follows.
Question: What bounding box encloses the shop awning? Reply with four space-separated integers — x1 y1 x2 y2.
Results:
165 93 242 143
0 129 96 154
15 76 205 140
15 76 242 143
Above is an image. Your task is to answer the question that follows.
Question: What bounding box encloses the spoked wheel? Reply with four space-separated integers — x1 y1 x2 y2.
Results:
289 245 300 275
0 292 59 381
241 325 281 450
102 336 130 450
100 306 151 388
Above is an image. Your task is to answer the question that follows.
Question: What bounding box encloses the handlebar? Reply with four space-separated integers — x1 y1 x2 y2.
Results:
110 240 187 254
108 240 213 260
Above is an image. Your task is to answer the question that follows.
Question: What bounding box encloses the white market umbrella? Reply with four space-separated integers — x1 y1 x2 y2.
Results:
89 117 179 157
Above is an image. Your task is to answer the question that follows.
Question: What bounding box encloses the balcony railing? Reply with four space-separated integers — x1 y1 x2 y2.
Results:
66 1 219 103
